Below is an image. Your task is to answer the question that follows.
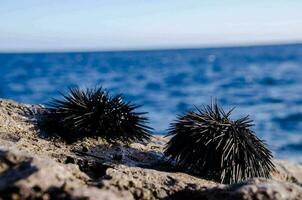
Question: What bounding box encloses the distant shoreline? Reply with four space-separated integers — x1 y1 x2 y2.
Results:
0 41 301 55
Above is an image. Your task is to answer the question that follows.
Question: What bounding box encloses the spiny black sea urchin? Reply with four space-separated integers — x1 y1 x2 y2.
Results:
41 87 152 143
164 101 275 184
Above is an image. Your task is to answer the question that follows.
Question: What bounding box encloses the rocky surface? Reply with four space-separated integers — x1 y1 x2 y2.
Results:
0 99 301 200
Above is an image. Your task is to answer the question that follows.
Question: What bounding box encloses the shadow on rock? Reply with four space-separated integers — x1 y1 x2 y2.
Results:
0 150 38 197
72 144 175 178
163 187 233 200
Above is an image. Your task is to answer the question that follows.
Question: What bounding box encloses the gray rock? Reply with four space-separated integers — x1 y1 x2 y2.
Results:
0 99 301 200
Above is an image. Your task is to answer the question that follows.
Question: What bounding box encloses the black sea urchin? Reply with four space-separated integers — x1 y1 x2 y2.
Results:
41 87 152 143
164 101 275 184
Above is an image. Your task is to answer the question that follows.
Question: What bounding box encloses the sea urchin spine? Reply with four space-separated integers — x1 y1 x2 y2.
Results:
41 87 152 143
164 101 275 184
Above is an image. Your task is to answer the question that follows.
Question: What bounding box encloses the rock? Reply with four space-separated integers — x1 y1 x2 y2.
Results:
0 99 301 199
273 160 302 186
165 178 302 200
0 148 125 200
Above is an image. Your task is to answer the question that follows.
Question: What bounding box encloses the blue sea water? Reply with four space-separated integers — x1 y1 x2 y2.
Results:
0 43 302 162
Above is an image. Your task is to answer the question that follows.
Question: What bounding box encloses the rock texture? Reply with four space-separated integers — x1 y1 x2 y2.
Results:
0 99 301 200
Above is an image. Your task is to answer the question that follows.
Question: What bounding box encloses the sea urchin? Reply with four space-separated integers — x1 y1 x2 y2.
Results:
164 101 275 184
41 87 152 143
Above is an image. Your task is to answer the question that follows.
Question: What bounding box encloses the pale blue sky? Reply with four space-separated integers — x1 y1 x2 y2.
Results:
1 0 302 52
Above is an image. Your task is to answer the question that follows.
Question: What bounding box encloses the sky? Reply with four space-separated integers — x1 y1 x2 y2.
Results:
0 0 302 52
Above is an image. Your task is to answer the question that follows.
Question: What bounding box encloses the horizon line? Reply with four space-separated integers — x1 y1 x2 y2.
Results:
0 40 301 54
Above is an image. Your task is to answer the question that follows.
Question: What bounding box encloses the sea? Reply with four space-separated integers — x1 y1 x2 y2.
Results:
0 43 302 162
